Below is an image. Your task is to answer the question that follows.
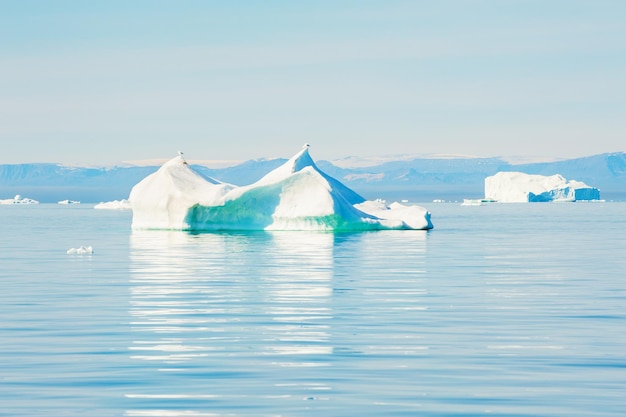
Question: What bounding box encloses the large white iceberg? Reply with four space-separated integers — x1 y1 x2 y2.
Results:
129 145 433 231
484 171 601 202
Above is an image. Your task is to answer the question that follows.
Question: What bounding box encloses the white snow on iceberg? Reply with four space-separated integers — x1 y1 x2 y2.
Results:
485 171 601 203
129 145 433 231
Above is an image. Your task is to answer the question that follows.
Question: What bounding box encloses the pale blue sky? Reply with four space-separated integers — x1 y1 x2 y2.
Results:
1 1 625 165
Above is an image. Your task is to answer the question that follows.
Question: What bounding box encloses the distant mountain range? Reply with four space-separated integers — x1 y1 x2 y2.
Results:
1 152 624 203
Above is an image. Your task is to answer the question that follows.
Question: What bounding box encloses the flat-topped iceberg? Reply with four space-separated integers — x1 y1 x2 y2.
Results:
129 145 433 231
485 171 601 202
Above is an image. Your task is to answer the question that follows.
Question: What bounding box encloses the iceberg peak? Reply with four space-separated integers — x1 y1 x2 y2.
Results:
129 153 235 229
293 143 315 173
254 143 318 186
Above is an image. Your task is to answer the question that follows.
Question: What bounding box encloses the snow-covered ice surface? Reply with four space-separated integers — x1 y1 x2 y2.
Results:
129 145 433 231
485 171 601 202
66 245 93 255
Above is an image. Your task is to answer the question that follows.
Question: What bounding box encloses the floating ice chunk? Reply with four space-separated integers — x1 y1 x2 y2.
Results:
67 245 94 255
353 200 432 229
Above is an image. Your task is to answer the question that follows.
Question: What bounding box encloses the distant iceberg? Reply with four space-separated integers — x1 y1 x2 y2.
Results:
485 172 601 202
0 194 39 205
94 199 132 210
129 145 433 231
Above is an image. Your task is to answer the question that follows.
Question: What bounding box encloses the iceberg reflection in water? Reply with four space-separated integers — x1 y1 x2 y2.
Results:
127 229 428 415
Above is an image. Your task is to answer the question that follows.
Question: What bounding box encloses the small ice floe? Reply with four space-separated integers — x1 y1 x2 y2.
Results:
67 245 94 255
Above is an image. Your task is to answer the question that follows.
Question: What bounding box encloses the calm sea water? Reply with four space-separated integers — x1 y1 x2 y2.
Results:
1 203 625 417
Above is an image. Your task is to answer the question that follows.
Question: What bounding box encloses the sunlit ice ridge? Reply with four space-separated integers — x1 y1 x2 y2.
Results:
129 145 433 231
